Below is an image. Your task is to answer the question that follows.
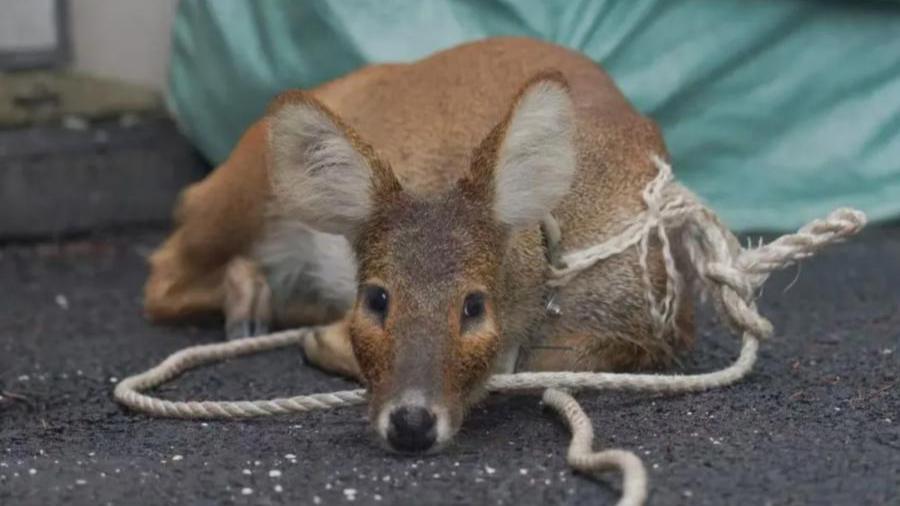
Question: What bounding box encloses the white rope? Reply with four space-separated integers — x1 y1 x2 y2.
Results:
543 388 647 506
114 155 866 505
113 329 368 418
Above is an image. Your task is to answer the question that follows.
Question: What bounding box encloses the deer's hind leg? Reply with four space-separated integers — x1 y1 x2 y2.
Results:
143 121 271 323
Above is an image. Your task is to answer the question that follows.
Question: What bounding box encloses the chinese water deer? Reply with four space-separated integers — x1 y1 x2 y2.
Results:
144 37 692 453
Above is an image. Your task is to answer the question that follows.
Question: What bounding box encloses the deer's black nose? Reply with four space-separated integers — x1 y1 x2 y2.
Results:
387 406 437 453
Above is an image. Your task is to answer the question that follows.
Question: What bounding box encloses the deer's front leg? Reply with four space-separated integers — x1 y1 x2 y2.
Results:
302 319 361 381
224 257 273 339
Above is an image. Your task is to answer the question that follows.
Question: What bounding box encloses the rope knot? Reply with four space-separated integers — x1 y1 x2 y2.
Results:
704 262 756 301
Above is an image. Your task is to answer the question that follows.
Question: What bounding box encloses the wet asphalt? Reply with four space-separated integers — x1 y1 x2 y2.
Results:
0 226 898 505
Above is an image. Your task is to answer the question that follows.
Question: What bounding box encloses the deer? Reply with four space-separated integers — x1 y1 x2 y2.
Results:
143 37 692 453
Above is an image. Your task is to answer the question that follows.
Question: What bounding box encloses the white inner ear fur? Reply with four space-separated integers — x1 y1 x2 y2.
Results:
269 102 373 236
494 81 576 228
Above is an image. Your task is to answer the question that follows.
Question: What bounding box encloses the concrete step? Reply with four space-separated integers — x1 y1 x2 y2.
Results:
0 116 207 239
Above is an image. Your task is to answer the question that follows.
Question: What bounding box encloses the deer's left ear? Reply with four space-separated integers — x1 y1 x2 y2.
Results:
467 73 576 228
267 91 400 237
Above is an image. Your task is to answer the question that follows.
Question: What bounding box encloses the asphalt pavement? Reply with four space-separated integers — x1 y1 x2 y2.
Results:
0 226 897 505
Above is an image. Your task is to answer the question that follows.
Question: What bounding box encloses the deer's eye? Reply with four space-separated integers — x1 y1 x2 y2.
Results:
362 285 389 322
462 292 486 323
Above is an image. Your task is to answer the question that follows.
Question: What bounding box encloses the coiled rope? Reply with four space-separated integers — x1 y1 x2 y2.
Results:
115 156 866 505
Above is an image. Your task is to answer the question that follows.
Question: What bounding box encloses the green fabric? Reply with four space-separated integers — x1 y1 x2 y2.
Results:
168 0 900 231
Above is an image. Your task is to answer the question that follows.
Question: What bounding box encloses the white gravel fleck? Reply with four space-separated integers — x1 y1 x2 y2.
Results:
28 469 36 476
519 468 528 475
62 115 88 131
285 453 297 460
343 488 357 501
172 455 183 462
241 487 253 495
242 469 252 475
274 484 283 493
374 494 383 501
55 294 69 310
269 469 282 478
76 479 87 485
485 465 496 475
313 496 322 505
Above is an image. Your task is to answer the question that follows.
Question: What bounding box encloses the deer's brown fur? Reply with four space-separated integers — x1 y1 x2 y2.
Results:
144 37 693 450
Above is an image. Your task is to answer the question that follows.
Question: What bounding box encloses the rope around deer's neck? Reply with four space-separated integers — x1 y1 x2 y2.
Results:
114 156 866 506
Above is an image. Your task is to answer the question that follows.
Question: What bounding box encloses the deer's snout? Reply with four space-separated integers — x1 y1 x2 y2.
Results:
375 389 454 453
387 405 437 453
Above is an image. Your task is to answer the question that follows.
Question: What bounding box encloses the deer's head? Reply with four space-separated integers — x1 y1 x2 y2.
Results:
269 73 576 452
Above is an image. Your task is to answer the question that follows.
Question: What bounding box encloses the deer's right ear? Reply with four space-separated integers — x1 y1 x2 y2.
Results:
268 95 400 236
463 73 576 229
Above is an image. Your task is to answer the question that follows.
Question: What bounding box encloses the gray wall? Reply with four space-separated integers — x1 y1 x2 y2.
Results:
71 0 177 91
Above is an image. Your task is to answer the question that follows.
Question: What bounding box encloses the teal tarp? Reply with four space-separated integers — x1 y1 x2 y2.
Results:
168 0 900 231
